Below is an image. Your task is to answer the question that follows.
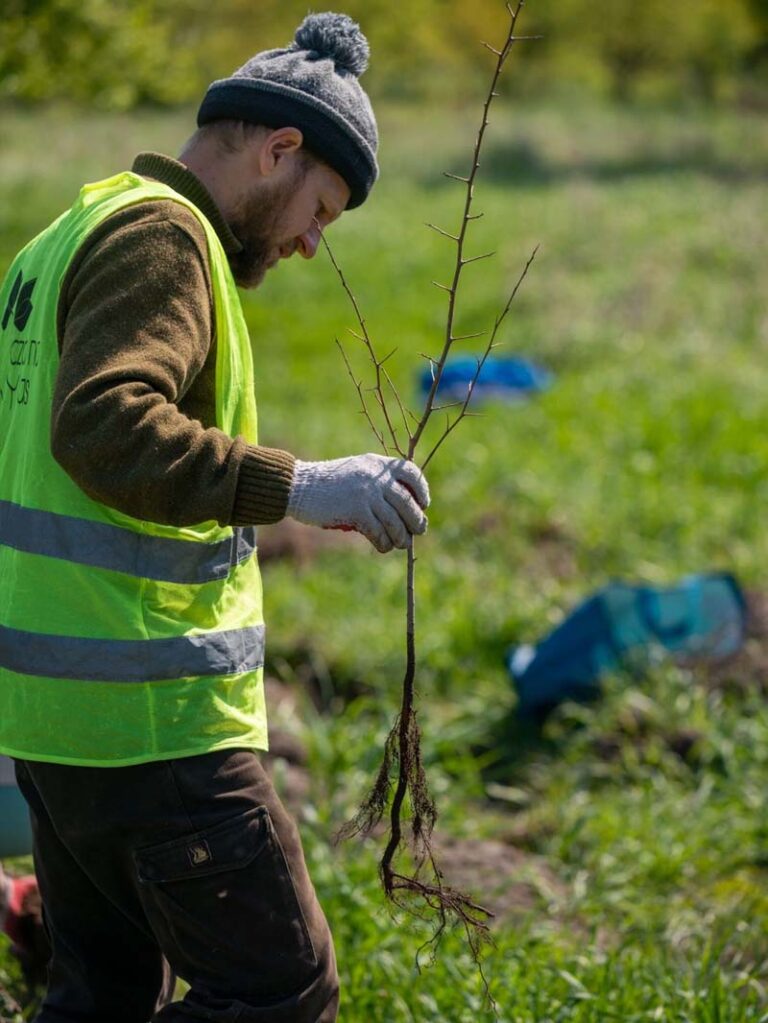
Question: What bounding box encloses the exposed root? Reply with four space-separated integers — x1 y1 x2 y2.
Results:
337 544 496 1011
335 720 398 841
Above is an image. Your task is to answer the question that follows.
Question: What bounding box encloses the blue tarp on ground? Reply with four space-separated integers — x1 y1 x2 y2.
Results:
419 354 552 403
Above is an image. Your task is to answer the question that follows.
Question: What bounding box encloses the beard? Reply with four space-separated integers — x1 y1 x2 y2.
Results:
225 172 301 289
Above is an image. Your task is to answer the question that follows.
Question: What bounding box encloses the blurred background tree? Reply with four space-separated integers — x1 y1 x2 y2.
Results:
525 0 760 101
0 0 765 107
1 0 204 107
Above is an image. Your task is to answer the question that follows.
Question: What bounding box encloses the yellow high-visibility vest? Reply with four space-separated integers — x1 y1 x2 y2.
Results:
0 172 267 766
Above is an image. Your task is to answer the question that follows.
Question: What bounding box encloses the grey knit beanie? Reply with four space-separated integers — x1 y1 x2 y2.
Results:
197 12 378 209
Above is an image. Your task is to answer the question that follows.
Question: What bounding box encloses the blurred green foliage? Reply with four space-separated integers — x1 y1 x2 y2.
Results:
0 0 766 108
0 0 206 107
530 0 762 101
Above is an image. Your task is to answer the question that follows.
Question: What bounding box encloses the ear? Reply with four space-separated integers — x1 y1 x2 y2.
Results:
258 126 304 177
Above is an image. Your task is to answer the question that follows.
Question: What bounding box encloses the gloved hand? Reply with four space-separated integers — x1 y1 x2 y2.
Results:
287 453 430 553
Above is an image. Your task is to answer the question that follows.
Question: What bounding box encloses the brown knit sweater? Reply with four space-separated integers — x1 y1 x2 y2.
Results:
52 152 295 528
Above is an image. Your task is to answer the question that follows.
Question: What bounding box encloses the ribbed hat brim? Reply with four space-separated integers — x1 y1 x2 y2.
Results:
198 79 378 209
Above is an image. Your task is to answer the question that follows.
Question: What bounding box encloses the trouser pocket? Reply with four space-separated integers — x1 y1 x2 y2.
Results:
134 805 318 999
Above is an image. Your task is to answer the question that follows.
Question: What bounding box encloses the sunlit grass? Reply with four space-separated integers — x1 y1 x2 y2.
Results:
1 98 767 1019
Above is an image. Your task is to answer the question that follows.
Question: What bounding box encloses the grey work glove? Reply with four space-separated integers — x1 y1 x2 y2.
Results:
287 453 430 553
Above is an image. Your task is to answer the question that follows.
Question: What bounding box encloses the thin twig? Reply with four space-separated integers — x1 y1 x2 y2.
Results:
382 365 417 440
494 243 540 334
426 223 460 242
408 0 528 461
462 251 496 265
323 233 405 456
451 331 487 341
420 243 539 470
336 339 388 452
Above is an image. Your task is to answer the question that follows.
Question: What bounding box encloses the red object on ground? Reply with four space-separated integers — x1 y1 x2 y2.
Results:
3 874 49 992
3 875 39 947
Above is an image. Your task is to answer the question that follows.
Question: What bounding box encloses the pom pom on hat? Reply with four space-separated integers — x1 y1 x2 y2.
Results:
292 12 370 77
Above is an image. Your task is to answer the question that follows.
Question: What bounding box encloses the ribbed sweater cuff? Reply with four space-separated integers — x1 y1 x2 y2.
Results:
231 446 296 526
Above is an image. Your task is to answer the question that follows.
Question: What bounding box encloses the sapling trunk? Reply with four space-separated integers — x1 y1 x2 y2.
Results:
327 0 539 1004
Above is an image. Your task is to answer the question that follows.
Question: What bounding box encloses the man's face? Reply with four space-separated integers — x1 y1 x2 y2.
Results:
227 157 351 289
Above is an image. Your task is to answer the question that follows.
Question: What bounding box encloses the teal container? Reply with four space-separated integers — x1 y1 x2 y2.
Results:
509 573 747 718
0 788 32 858
0 757 32 858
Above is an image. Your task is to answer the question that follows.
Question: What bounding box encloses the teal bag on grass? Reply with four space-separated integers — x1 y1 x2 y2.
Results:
508 573 746 718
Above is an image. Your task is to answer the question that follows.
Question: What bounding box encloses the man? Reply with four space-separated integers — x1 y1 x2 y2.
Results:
0 12 429 1022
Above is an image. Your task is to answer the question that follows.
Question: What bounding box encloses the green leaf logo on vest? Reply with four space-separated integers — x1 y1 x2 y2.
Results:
2 270 37 333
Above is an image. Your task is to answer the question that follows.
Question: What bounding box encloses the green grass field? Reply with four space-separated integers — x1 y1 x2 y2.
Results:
1 97 767 1020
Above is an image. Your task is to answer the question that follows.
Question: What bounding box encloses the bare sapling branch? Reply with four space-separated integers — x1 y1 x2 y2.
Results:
451 330 487 341
426 223 460 242
323 234 407 457
431 401 465 412
407 0 527 463
420 242 539 471
462 250 496 265
336 339 389 451
326 1 536 1010
382 365 419 434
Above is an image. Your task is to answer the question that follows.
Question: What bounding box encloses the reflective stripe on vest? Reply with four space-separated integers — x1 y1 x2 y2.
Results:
0 499 257 584
0 623 265 682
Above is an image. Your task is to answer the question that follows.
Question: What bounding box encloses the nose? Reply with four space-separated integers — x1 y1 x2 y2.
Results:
296 221 322 259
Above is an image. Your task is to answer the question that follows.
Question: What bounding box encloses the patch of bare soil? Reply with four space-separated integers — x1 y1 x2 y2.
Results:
592 726 705 765
432 835 566 925
261 678 312 817
269 642 375 714
260 681 565 926
257 518 368 568
472 513 578 582
525 518 579 582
